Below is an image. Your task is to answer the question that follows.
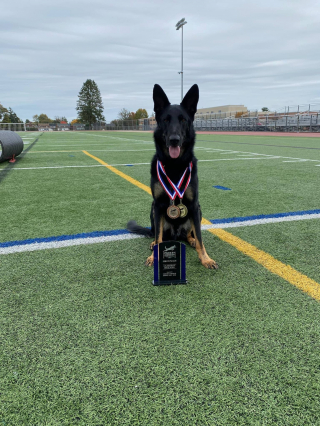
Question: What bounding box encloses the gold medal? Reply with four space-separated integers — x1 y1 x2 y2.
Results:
167 200 180 219
178 199 188 218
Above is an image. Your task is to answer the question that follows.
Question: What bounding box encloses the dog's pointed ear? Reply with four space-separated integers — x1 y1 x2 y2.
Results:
180 84 199 120
153 84 170 117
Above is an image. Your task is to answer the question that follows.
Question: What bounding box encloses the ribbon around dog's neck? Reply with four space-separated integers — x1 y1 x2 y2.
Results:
157 160 193 200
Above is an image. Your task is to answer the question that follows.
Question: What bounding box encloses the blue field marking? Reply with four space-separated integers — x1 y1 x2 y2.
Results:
213 185 231 191
1 209 320 254
0 229 129 248
125 164 134 166
209 208 320 224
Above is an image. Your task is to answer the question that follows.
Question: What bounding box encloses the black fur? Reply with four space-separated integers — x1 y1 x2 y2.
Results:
127 84 218 269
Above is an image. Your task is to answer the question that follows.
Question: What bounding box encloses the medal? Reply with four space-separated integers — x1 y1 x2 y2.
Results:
178 199 188 218
167 200 180 219
157 160 193 220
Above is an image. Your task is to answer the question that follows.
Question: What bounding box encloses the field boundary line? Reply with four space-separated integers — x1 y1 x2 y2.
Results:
81 150 320 300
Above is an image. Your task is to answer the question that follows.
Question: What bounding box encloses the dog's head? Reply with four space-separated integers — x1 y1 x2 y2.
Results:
153 84 199 160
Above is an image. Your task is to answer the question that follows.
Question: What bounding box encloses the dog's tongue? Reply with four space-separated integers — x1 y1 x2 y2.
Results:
169 146 180 159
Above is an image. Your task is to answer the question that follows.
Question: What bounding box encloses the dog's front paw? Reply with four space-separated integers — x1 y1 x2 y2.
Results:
145 255 154 266
201 258 219 270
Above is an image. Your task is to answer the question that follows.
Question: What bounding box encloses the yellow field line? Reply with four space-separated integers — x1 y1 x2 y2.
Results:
201 218 320 301
83 150 152 195
83 150 320 301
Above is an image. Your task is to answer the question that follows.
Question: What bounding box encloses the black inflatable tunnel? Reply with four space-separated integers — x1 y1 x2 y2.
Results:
0 131 24 163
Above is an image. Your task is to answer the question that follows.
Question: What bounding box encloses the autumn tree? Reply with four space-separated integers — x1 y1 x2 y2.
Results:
76 79 105 126
134 109 148 120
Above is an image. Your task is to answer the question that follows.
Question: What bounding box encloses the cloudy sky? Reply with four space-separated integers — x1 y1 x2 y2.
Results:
1 0 320 122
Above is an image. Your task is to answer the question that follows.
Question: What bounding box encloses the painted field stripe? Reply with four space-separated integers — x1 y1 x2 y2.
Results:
202 219 320 301
209 209 320 224
202 213 320 229
82 150 152 195
26 148 155 154
1 210 319 254
0 233 142 255
213 185 232 191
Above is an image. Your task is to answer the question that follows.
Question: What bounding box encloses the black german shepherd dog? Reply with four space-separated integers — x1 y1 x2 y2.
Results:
127 84 218 269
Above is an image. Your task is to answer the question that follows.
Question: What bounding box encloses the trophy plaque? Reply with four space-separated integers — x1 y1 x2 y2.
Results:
153 241 187 285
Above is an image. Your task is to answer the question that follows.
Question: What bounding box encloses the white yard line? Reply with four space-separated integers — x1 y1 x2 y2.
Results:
9 163 151 170
34 142 153 147
26 148 156 154
1 212 319 256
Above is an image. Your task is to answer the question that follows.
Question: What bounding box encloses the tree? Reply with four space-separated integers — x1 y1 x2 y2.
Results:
0 103 8 121
262 107 269 112
71 119 80 125
134 108 148 120
33 114 52 123
53 116 68 123
1 113 11 123
76 79 105 126
8 107 22 123
118 108 131 121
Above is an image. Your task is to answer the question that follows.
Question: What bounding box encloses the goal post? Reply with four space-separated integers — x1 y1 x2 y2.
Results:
0 123 26 132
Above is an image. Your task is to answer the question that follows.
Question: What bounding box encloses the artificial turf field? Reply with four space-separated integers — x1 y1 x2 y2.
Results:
1 130 320 425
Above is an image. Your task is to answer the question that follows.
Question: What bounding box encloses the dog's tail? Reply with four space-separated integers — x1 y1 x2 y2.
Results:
127 220 154 237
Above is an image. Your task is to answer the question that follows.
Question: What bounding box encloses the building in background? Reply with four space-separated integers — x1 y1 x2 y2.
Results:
195 105 248 119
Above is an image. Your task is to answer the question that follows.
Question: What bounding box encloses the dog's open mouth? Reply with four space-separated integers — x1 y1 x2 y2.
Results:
169 146 180 158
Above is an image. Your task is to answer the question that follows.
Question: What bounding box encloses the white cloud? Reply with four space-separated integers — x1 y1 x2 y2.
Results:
1 0 320 120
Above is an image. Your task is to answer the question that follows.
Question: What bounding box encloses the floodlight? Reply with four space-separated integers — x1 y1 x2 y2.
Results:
175 18 185 28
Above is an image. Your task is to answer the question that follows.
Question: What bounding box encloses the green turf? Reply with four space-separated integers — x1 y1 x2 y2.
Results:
1 131 320 425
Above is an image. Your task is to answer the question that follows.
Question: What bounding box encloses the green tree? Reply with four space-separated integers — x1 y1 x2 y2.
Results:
53 116 68 123
0 103 8 121
262 107 269 112
8 107 22 123
76 79 105 126
134 108 148 119
33 114 53 123
1 113 11 123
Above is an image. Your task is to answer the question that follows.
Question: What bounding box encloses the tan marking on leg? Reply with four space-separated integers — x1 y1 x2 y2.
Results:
187 230 196 248
146 216 164 266
150 241 156 250
191 224 218 270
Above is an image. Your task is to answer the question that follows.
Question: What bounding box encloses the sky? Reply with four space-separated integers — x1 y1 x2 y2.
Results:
1 0 320 122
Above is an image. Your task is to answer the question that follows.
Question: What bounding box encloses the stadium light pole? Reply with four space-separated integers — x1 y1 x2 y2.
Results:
176 18 187 101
